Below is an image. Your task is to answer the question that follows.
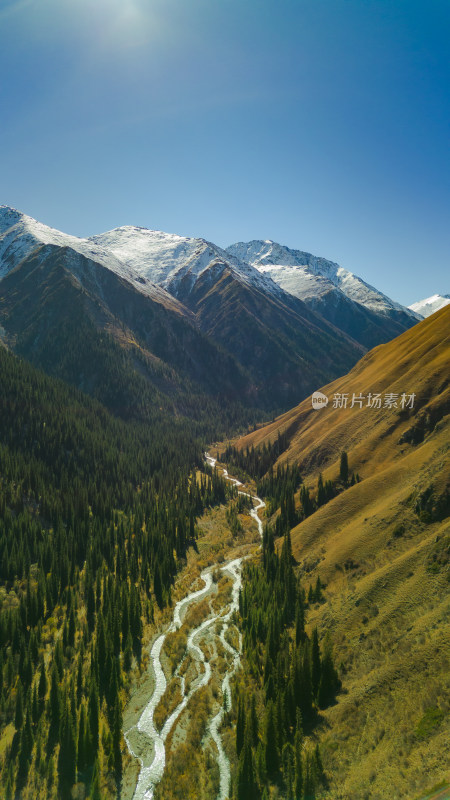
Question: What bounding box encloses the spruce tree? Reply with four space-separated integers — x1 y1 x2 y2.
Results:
295 598 304 646
38 663 47 711
32 684 39 724
87 583 95 634
303 753 316 799
316 473 325 507
58 706 76 800
76 656 83 703
15 680 23 729
4 769 13 800
264 700 279 780
88 681 99 756
77 704 88 775
153 565 163 609
282 742 294 799
68 606 76 648
340 451 349 485
236 695 245 756
311 628 321 700
314 576 322 603
90 759 101 800
314 743 325 786
250 694 259 747
123 631 133 672
317 635 340 709
16 711 33 793
48 665 60 749
237 731 258 800
294 716 303 800
300 485 312 518
317 653 335 709
300 649 313 721
54 639 64 680
112 697 123 791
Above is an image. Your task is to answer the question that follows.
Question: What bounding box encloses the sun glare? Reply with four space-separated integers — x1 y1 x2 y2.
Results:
85 0 166 54
2 0 174 60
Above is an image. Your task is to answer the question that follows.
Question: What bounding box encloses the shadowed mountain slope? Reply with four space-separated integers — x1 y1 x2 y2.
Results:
180 264 365 412
227 238 420 349
91 222 366 410
0 208 365 416
0 244 255 432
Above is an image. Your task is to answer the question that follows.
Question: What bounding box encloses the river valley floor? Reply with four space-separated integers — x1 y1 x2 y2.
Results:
121 462 263 800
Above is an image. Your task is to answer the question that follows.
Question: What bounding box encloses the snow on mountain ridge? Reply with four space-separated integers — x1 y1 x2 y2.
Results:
409 294 450 318
89 226 287 301
0 207 182 309
0 209 289 314
226 239 418 318
0 207 423 326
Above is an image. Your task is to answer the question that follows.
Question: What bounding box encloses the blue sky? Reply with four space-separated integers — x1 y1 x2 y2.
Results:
1 0 449 305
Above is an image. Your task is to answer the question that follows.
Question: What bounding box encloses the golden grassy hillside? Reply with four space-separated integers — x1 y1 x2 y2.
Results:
235 305 449 487
235 306 450 799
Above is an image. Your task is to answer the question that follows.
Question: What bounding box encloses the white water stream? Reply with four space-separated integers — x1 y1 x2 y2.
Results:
124 453 265 800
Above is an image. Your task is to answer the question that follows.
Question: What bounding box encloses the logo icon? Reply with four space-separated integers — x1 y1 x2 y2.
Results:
312 391 329 410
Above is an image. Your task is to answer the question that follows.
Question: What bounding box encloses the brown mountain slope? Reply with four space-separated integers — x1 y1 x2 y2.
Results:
0 243 255 422
235 304 449 486
233 307 450 799
177 263 365 412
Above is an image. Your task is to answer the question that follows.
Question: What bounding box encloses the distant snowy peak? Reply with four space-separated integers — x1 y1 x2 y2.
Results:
89 227 286 300
0 206 181 310
229 240 342 302
90 227 206 286
227 239 417 318
408 294 450 318
1 207 425 330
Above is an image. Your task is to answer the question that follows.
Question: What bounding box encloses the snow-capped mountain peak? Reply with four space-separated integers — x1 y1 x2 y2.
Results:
89 227 287 300
0 207 424 351
0 206 180 308
226 239 419 318
408 294 450 318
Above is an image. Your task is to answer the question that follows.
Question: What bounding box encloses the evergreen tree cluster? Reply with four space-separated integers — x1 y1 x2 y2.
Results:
307 577 324 606
0 347 233 799
233 527 341 799
223 431 289 481
258 463 303 535
258 468 333 538
226 443 360 541
226 503 244 537
339 452 360 489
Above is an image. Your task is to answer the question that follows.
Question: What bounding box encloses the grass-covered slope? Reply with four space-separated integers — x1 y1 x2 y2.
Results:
230 307 450 799
234 304 449 475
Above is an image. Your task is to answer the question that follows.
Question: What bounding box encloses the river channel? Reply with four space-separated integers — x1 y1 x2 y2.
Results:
124 453 265 800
